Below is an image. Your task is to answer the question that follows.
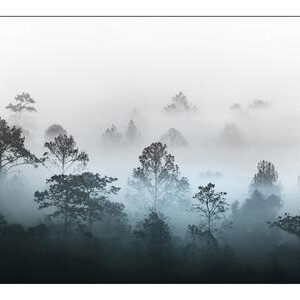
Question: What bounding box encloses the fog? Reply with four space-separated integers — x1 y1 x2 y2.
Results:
1 17 300 282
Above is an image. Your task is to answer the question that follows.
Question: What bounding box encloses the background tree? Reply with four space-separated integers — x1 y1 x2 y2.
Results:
160 128 187 147
128 142 189 211
164 91 197 113
252 160 278 187
43 133 89 175
5 93 37 113
0 117 39 177
102 124 122 144
191 183 230 236
44 124 67 141
124 120 141 144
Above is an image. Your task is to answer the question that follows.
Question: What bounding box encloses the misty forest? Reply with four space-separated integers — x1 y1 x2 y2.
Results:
0 90 300 283
2 18 300 283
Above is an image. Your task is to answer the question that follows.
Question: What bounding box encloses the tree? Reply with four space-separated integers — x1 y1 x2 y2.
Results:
128 142 189 211
34 174 86 237
191 183 230 234
252 160 278 187
269 213 300 240
71 172 121 231
5 93 37 113
44 124 67 140
160 128 187 147
164 91 197 113
35 172 122 236
102 124 122 144
133 210 171 270
0 117 39 176
43 134 89 175
124 120 141 144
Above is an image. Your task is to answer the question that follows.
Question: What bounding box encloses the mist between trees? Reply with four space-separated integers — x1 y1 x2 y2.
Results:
1 93 300 283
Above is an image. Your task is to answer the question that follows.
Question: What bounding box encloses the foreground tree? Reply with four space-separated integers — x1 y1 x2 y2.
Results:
43 134 89 174
128 142 189 211
0 117 39 176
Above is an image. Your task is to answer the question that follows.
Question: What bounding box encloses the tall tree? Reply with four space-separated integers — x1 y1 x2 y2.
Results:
0 117 39 176
128 142 189 211
191 183 230 236
43 134 89 175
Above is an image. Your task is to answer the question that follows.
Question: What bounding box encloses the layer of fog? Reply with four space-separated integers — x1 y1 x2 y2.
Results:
1 18 300 227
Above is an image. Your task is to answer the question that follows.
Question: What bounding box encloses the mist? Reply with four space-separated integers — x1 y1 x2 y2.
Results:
1 17 300 282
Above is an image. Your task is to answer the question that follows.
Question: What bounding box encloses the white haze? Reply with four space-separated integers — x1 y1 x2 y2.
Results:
1 17 300 223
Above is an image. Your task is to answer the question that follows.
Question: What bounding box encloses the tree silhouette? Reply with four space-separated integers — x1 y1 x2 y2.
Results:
191 183 230 234
70 172 121 231
34 174 86 237
128 142 189 211
0 117 39 176
35 172 122 236
43 134 89 175
164 91 197 113
5 93 37 113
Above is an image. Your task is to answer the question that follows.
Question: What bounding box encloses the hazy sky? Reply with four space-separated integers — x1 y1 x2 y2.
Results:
1 17 300 203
